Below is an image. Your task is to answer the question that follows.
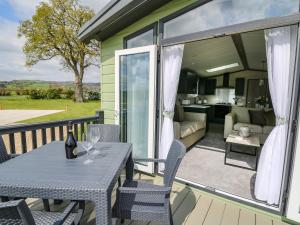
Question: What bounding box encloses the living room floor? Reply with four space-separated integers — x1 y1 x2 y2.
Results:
177 123 261 202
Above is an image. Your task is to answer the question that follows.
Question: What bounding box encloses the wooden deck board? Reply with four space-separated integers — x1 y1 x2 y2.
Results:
220 204 240 225
172 189 200 225
203 199 226 225
184 195 212 225
26 174 287 225
256 214 273 225
238 208 255 225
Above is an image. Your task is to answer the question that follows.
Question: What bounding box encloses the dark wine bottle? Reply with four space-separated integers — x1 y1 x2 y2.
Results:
65 121 78 159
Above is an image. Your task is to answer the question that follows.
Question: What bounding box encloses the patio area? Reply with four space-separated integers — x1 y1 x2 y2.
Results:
26 174 287 225
0 113 290 225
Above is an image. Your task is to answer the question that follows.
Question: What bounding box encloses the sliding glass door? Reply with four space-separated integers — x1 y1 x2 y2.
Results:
115 45 157 173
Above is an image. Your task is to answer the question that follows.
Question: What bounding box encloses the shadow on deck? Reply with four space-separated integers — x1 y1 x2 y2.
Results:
27 174 288 225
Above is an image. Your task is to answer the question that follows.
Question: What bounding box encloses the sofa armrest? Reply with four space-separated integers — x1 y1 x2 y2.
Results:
224 112 236 138
173 121 181 139
184 112 207 123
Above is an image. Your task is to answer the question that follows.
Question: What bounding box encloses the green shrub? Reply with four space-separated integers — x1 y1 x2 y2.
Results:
64 89 75 99
29 89 46 99
45 88 61 99
87 91 100 100
15 89 30 96
0 89 11 96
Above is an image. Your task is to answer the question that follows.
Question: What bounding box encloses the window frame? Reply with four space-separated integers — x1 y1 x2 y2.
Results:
156 0 300 216
123 22 158 49
159 0 212 38
159 0 300 43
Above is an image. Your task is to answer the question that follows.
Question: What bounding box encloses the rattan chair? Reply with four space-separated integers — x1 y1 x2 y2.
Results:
88 124 120 142
113 139 186 225
0 199 83 225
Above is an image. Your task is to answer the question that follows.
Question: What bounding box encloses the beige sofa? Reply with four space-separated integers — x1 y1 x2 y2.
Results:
224 106 275 144
173 109 206 149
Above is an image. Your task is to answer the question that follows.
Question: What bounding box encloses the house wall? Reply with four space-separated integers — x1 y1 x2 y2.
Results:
100 0 196 124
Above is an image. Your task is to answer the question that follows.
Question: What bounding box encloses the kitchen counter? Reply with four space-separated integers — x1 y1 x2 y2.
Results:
183 104 211 109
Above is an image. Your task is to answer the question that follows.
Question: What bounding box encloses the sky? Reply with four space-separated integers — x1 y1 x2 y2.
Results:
0 0 111 83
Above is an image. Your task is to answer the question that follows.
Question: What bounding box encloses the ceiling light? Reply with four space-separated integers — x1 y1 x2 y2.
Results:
206 63 239 73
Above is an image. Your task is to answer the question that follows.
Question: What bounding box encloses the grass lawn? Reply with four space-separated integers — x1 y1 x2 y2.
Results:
0 96 101 124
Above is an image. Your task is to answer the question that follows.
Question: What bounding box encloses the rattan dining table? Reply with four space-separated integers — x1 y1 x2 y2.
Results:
0 141 133 225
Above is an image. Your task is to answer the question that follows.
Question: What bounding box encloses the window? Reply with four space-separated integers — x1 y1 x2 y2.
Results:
163 0 299 39
124 23 157 48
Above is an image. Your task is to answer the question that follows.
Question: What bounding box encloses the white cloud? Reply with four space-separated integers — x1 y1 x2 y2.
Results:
0 0 106 82
7 0 112 20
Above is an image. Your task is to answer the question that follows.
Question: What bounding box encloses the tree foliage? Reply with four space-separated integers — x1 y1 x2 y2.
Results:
18 0 100 102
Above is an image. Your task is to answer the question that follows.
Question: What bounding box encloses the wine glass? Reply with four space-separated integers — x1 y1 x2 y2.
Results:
88 125 100 155
80 133 93 164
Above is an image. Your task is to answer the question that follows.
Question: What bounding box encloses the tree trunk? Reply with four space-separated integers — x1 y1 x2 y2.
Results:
74 75 84 103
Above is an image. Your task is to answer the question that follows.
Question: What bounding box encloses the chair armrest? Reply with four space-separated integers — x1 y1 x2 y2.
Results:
224 112 236 138
55 201 79 225
184 112 207 123
118 187 171 195
133 158 166 163
173 121 180 139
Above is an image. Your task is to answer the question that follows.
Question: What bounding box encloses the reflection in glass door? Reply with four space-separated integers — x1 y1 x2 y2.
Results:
115 46 157 173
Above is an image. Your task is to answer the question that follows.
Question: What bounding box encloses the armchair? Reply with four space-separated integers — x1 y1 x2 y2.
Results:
113 139 186 225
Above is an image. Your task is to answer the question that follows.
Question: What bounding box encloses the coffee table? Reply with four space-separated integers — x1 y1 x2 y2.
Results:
225 132 260 170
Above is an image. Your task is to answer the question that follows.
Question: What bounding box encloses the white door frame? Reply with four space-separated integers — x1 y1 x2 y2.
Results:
115 45 157 173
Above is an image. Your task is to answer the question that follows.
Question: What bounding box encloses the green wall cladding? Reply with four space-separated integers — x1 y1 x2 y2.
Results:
100 0 196 124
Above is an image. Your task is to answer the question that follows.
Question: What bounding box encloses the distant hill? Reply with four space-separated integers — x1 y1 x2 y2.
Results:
0 80 100 92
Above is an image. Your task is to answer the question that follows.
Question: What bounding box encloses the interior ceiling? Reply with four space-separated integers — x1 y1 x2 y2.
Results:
182 30 266 77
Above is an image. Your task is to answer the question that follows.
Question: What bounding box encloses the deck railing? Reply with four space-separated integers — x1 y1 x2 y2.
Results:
0 111 104 154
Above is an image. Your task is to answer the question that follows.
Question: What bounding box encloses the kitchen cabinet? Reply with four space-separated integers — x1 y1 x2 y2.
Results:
198 78 206 95
235 78 245 96
205 79 217 95
178 70 198 94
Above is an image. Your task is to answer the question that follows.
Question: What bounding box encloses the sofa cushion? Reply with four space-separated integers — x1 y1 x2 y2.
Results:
180 121 206 138
174 104 185 122
231 106 251 123
265 110 276 126
233 122 263 133
249 110 266 126
263 125 274 135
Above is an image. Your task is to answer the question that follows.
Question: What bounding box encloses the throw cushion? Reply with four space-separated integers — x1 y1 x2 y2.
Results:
174 104 184 122
264 110 276 126
249 110 266 126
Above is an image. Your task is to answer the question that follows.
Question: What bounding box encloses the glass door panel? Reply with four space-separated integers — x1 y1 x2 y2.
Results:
115 45 157 173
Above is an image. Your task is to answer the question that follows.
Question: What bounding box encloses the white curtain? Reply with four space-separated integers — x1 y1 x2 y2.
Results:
255 26 297 205
159 44 184 169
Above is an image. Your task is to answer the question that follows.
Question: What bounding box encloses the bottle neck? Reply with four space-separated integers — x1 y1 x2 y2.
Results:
68 126 73 133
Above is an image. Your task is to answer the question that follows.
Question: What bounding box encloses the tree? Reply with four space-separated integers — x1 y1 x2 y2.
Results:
18 0 100 102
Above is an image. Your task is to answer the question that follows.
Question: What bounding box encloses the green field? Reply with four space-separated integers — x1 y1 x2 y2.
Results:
0 96 101 124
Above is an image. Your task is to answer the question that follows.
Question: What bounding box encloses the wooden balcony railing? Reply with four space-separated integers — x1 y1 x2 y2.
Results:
0 111 104 154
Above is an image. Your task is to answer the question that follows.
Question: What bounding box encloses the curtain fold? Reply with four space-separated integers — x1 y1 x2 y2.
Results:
255 26 297 205
159 44 184 170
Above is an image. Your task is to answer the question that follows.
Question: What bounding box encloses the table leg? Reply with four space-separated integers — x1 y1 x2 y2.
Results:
95 193 111 225
126 152 134 181
224 143 231 165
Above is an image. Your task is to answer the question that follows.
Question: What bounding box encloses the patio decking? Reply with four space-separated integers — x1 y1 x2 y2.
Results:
27 174 288 225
